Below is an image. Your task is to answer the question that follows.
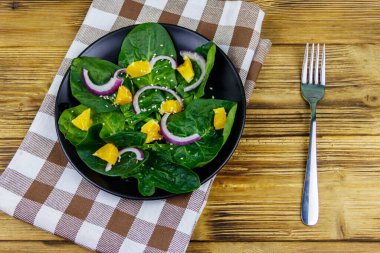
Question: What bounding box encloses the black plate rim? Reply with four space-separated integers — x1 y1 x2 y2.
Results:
55 23 246 200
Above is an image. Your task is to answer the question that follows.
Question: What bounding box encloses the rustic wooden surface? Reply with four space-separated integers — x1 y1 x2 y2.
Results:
1 0 380 252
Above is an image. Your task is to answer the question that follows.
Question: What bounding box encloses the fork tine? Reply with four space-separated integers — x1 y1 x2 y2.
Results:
302 43 309 84
314 44 320 84
321 44 326 85
308 43 314 84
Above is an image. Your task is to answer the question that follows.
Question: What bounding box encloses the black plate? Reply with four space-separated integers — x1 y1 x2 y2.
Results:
55 24 246 200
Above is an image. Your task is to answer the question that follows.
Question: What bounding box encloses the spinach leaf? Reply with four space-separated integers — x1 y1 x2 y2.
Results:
58 104 88 146
70 57 119 113
76 124 148 177
119 23 177 66
150 99 237 168
92 110 125 138
120 89 171 128
132 60 178 89
76 124 107 171
176 42 216 102
74 124 200 195
135 152 200 196
194 42 216 99
119 23 178 89
223 103 237 145
103 131 147 148
121 104 151 128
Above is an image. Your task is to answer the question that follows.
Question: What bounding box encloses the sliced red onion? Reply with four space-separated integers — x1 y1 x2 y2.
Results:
105 147 144 172
150 55 177 69
133 85 183 114
82 69 123 96
113 68 126 78
160 113 201 146
180 51 206 92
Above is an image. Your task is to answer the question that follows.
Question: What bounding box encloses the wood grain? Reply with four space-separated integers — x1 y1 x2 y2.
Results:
1 241 380 253
1 0 380 252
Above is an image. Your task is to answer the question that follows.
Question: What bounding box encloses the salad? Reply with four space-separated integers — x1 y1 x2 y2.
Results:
58 23 237 196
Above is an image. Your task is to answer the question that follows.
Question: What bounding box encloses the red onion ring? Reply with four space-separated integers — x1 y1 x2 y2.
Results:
133 85 183 114
82 69 123 96
150 55 177 69
160 113 201 146
180 51 206 92
113 68 126 78
105 147 144 172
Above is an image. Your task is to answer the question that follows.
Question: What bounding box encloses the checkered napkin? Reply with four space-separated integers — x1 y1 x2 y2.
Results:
0 0 270 252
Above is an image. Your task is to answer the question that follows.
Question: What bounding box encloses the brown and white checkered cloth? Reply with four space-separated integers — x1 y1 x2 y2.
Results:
0 0 270 252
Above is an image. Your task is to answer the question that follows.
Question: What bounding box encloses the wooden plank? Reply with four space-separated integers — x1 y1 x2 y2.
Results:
0 241 380 253
188 241 380 253
258 0 380 44
0 0 91 47
1 1 380 45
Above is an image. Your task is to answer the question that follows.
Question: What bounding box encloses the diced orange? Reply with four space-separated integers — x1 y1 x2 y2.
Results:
93 143 119 165
141 119 162 143
115 86 133 105
71 108 93 131
126 60 151 78
213 107 227 130
177 56 194 83
159 100 182 114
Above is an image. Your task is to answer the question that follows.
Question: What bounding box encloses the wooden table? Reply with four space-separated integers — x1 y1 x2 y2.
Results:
1 1 380 252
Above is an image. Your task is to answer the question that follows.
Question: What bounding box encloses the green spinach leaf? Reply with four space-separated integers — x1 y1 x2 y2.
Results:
70 57 119 113
121 104 151 128
132 60 178 89
92 110 125 138
103 131 147 148
150 99 237 168
76 124 148 177
135 152 200 196
119 23 177 66
58 104 88 146
176 42 216 101
76 124 107 171
119 23 178 89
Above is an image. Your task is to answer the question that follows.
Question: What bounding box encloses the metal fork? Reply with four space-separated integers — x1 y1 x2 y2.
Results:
300 43 325 226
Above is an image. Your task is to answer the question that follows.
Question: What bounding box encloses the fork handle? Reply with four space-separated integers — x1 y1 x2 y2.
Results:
301 105 319 226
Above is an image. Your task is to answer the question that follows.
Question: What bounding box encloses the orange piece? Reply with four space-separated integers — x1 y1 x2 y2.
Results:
93 143 119 165
126 60 152 78
71 108 93 131
141 119 162 143
213 107 227 130
115 86 133 105
177 56 194 83
159 100 182 115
